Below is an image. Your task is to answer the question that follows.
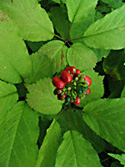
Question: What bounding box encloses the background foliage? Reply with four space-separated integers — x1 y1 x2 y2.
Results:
0 0 125 167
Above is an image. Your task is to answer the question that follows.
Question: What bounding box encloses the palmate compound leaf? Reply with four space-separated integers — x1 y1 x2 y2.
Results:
0 80 18 120
55 130 102 167
36 119 61 167
0 11 31 84
26 78 62 115
0 0 54 41
38 40 68 73
83 98 125 151
83 4 125 50
79 70 104 107
0 102 39 167
67 43 97 71
25 54 54 84
66 0 98 23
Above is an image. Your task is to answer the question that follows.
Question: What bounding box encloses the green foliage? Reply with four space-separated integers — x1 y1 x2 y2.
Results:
38 40 68 73
0 11 32 83
36 119 61 167
0 0 54 41
27 78 62 114
0 0 125 166
108 153 125 166
83 98 125 151
103 50 125 80
25 54 54 84
0 102 38 167
0 80 18 119
83 5 125 49
67 43 97 70
55 130 102 167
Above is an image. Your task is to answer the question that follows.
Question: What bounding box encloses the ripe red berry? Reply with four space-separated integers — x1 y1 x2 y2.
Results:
52 77 65 89
65 66 76 75
73 96 81 105
75 69 81 76
84 75 92 87
84 88 91 95
61 70 72 83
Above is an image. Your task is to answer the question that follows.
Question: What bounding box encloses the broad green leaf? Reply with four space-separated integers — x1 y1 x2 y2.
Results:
83 5 125 49
38 40 68 73
0 0 54 41
103 50 125 80
49 6 70 39
26 78 62 115
101 0 124 9
0 102 39 167
55 130 102 167
66 0 98 23
83 98 125 151
25 54 54 84
0 80 18 119
36 119 61 167
80 70 104 106
67 43 97 71
58 109 106 153
0 11 31 83
70 12 95 43
108 153 125 166
121 87 125 98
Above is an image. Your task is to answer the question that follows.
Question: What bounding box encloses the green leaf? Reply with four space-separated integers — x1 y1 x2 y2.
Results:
55 130 102 167
27 78 62 115
66 0 98 23
49 6 70 39
0 0 54 41
83 98 125 151
103 50 125 80
0 102 39 167
80 70 104 106
0 80 18 119
70 12 95 43
108 153 125 166
83 5 125 49
67 43 97 71
36 119 61 167
0 11 32 83
38 40 68 73
57 109 106 153
25 54 54 84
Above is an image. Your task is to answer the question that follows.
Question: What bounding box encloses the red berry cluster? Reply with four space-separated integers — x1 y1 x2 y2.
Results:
52 66 92 106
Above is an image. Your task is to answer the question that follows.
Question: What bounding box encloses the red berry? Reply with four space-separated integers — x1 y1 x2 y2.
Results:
84 75 92 87
61 70 72 83
73 96 81 105
75 69 81 76
65 66 76 75
84 88 91 95
52 77 65 89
